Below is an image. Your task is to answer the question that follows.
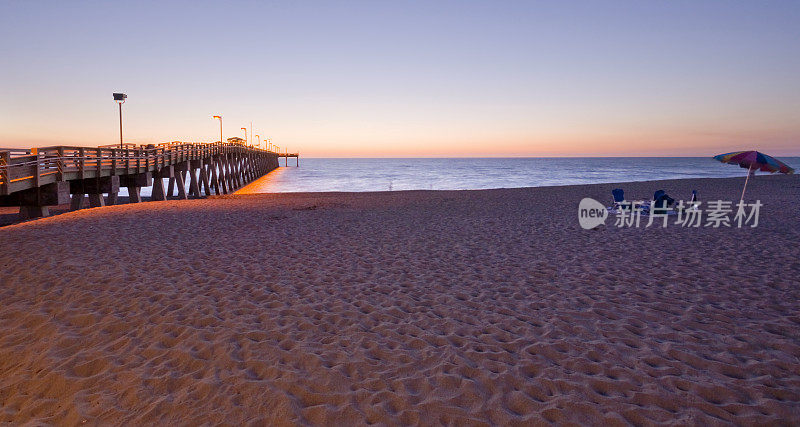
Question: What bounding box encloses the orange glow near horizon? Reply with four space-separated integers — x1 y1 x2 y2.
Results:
3 95 799 157
2 128 799 158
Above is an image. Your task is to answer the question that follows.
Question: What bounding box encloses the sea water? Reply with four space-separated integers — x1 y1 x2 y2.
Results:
236 157 800 193
124 157 800 196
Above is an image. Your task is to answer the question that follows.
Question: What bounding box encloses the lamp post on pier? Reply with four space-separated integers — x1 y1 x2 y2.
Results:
255 134 261 149
213 115 223 144
113 93 127 149
241 127 247 145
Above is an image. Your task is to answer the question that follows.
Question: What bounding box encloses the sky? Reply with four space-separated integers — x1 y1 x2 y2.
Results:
1 1 799 157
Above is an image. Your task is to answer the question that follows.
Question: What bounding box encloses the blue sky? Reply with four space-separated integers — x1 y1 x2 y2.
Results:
1 1 799 156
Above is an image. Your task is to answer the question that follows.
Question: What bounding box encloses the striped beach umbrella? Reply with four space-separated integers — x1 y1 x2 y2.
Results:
713 150 795 200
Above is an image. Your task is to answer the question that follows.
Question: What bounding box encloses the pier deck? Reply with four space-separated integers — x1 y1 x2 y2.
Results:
0 141 289 219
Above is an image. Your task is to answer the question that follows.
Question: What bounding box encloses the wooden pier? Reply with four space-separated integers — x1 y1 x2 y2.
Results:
0 141 290 220
281 152 300 167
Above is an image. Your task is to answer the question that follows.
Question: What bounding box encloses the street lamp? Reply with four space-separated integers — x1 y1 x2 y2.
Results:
113 92 127 149
213 115 223 144
255 134 261 149
241 127 247 145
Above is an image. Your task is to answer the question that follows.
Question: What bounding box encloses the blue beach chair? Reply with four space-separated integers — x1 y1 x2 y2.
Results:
609 188 630 211
651 189 675 215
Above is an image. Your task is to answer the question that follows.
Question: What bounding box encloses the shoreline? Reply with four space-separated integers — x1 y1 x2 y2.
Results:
1 174 798 423
3 174 794 228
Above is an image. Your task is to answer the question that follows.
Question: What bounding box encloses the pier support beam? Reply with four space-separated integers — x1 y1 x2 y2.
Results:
196 159 211 196
216 156 229 194
119 173 151 204
88 193 106 208
19 206 50 220
68 176 119 210
152 178 166 201
210 159 222 195
222 156 233 191
0 181 70 220
230 155 240 189
128 186 142 203
152 166 173 202
173 163 188 200
188 168 200 197
70 194 86 211
107 190 119 206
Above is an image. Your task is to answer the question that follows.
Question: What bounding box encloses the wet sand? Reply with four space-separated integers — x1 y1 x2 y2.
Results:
1 175 798 424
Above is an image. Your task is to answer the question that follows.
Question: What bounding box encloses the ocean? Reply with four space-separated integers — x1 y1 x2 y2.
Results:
238 157 800 193
122 157 800 197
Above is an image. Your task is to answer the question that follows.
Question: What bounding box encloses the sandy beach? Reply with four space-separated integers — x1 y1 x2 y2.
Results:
0 174 798 424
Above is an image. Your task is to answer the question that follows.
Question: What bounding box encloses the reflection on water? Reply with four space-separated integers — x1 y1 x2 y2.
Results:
232 157 800 194
237 167 290 194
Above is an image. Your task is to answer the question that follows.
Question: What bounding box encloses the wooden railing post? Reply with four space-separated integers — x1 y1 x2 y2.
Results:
56 147 65 181
0 150 9 193
96 148 102 177
30 148 41 188
111 149 117 175
79 147 86 180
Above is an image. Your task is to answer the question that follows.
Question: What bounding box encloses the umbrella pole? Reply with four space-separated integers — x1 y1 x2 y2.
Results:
741 164 753 201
